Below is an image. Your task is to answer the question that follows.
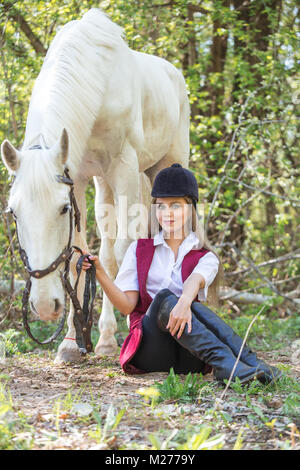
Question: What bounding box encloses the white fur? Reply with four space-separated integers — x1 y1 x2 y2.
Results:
2 8 190 361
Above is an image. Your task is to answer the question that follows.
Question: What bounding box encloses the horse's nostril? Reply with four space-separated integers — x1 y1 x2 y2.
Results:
54 299 61 313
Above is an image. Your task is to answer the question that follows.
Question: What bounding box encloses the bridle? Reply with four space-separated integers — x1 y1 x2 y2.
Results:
7 159 95 355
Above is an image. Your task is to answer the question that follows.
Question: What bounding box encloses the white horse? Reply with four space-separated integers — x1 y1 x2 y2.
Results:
1 8 190 363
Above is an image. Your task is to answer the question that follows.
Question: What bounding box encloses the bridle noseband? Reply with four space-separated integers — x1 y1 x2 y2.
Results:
7 162 95 355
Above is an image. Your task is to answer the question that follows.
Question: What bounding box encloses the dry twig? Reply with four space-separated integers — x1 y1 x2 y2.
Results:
217 304 265 402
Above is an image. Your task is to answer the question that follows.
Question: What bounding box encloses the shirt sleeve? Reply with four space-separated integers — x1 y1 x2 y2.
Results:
114 240 139 292
192 251 220 301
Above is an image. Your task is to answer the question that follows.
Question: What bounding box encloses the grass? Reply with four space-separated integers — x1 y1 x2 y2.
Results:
222 309 300 352
147 426 226 450
153 368 216 404
0 382 33 450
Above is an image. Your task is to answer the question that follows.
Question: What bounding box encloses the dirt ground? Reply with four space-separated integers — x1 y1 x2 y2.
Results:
1 341 300 451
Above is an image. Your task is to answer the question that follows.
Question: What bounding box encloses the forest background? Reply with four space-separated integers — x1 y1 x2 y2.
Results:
0 0 299 345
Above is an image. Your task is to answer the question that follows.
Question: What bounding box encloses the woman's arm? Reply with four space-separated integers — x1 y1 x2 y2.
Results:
82 254 139 316
192 252 219 301
167 273 205 339
180 272 206 306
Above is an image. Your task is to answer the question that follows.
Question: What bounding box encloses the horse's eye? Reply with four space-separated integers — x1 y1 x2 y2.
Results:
60 204 71 215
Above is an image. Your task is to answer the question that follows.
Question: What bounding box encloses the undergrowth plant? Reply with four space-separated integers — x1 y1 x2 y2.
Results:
89 404 126 445
148 426 225 451
152 368 215 404
0 382 32 450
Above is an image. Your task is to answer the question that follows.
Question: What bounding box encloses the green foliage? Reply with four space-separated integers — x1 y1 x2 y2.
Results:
0 382 33 449
0 321 102 354
136 368 218 407
0 329 19 356
223 312 300 351
0 321 68 353
270 373 300 396
154 368 212 404
226 377 263 396
148 426 225 450
89 404 126 444
282 393 300 417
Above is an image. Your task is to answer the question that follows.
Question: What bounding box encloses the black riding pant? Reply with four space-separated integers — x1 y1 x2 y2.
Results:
130 301 207 375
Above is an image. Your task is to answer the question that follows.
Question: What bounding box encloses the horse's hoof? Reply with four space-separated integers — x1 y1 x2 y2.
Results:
54 339 83 363
95 336 118 357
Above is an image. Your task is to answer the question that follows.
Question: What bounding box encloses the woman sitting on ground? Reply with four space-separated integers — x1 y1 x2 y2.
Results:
82 163 281 385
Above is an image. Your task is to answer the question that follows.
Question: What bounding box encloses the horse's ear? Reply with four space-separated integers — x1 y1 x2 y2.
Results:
60 128 69 166
1 140 21 172
52 128 69 167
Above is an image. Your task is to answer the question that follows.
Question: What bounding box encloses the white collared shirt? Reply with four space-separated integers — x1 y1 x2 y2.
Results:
114 231 219 302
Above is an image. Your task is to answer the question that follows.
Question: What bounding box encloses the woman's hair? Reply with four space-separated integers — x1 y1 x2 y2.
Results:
148 196 224 308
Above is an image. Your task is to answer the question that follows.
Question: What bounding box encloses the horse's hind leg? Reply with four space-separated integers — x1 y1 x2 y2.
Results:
93 176 119 356
144 96 190 184
95 142 143 354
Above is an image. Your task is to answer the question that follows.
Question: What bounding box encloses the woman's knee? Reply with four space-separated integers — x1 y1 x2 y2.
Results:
157 307 171 332
145 289 178 332
145 299 170 331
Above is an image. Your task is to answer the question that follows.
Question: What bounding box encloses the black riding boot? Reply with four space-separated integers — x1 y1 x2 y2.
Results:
190 300 282 385
152 289 265 385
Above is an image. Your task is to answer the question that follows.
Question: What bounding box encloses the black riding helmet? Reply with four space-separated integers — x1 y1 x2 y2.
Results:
151 163 199 208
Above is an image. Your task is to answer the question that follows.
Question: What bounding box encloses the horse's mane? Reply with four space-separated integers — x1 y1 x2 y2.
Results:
23 8 125 177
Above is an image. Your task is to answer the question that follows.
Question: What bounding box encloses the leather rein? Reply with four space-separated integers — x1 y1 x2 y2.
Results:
7 163 95 355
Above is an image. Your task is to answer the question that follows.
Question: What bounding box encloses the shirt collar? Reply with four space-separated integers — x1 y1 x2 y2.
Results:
153 230 200 249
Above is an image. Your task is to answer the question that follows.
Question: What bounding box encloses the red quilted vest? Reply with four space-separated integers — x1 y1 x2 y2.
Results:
119 238 210 374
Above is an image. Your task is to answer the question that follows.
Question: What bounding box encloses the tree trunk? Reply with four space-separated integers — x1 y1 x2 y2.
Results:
205 0 230 117
224 0 282 247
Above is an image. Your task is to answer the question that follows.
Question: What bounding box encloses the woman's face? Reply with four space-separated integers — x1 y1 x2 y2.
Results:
155 197 192 238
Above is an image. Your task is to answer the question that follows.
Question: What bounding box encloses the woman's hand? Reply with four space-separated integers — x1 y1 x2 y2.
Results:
76 249 138 316
166 295 192 339
166 273 205 338
80 250 103 273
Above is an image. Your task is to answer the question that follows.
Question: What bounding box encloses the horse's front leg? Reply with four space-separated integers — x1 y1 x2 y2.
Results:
54 303 81 363
54 251 87 363
55 180 88 364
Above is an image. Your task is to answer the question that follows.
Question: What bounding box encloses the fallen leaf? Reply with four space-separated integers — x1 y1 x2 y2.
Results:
266 398 282 409
35 412 46 422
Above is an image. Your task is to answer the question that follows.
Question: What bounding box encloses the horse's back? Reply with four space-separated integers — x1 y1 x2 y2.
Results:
131 50 187 101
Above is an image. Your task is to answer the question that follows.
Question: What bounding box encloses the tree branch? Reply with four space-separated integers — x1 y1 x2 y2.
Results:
0 47 18 140
218 304 265 401
218 242 300 305
3 1 47 55
153 1 210 14
225 250 300 277
220 286 300 305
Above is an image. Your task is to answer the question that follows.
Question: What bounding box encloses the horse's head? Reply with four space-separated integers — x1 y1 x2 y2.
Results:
1 129 74 321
